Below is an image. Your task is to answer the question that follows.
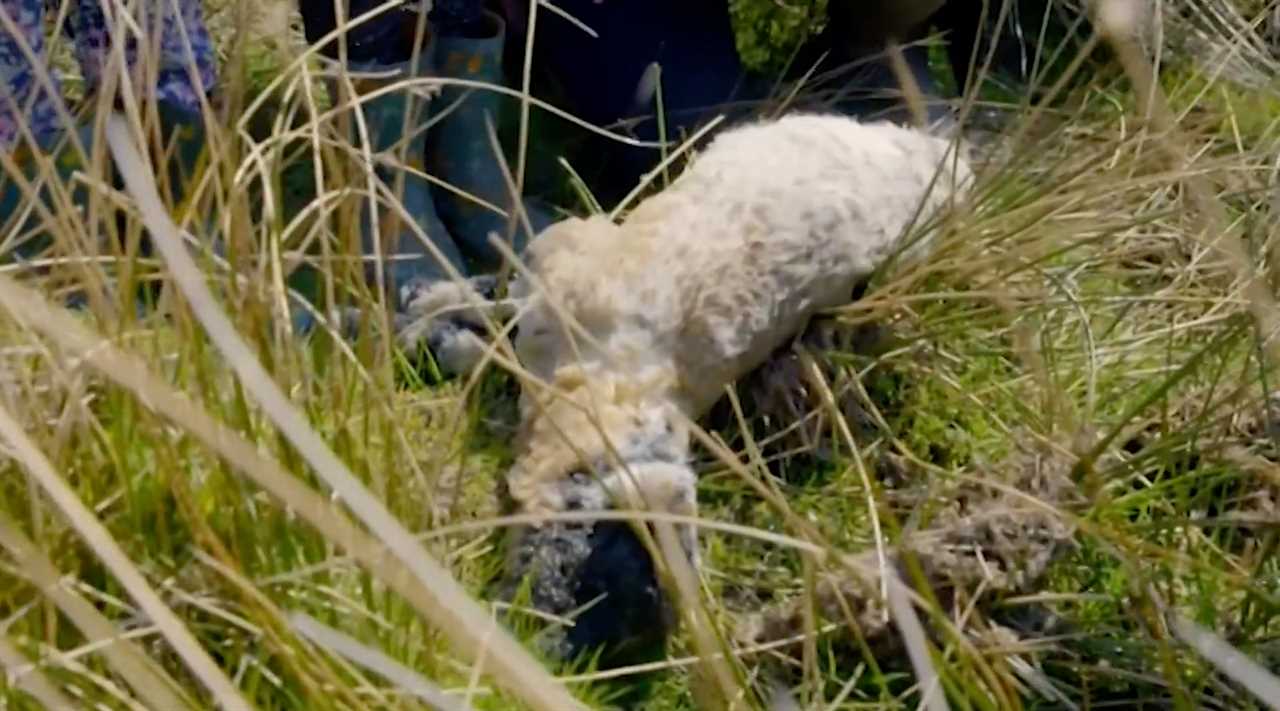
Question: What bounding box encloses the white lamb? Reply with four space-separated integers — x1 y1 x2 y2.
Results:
485 113 974 659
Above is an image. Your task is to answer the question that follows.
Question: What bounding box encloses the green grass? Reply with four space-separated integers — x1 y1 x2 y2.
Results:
3 1 1280 709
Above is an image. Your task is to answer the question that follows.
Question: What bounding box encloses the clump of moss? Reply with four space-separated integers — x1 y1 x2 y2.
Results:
728 0 828 74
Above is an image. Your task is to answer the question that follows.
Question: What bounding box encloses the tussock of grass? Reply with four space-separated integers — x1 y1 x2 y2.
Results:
3 1 1280 709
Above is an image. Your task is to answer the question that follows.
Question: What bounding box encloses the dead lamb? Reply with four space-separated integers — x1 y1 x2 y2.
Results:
495 113 973 661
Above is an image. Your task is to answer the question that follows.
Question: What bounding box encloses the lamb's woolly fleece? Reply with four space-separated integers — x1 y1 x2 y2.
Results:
506 114 973 517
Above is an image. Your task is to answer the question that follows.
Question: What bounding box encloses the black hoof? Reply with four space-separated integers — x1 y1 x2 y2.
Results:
566 521 674 665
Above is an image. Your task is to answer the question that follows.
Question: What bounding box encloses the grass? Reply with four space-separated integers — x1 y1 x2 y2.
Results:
3 0 1280 709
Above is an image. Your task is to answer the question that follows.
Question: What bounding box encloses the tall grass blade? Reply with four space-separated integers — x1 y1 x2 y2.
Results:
1169 615 1280 711
0 633 78 710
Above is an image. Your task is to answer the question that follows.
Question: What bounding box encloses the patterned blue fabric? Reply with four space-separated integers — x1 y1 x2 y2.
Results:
0 0 58 146
0 0 216 148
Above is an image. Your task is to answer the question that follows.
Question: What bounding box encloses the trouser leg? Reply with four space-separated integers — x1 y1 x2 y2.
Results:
62 0 216 211
794 0 953 127
298 0 421 65
429 0 487 37
68 0 216 111
154 0 217 112
0 0 63 148
528 0 762 207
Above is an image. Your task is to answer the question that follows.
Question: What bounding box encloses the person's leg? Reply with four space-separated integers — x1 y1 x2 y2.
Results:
67 0 215 204
525 0 763 208
154 0 217 114
935 0 1048 98
295 1 467 291
826 0 948 50
292 0 502 376
152 0 216 202
429 0 489 38
0 0 63 149
425 2 553 269
793 0 954 128
0 0 97 260
67 0 122 98
299 0 422 65
69 0 214 105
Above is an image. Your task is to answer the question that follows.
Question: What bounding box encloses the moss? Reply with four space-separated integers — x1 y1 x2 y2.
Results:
728 0 828 74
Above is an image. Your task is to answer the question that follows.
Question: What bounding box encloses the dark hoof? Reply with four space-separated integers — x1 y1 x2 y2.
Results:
565 521 674 665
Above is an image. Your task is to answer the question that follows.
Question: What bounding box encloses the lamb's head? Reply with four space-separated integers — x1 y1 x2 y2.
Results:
500 367 699 664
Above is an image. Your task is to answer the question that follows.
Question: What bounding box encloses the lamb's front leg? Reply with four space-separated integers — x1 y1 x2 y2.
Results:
395 274 523 376
393 212 588 377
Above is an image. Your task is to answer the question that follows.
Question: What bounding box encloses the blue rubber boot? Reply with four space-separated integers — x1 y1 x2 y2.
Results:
294 28 503 379
1 109 219 325
343 32 469 307
1 97 209 235
427 9 553 270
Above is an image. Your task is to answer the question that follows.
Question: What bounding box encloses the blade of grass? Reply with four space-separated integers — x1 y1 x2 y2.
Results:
653 516 749 710
1099 0 1280 372
1170 615 1280 711
885 573 949 711
0 277 587 710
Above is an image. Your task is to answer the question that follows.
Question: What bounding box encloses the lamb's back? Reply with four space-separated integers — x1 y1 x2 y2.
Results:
625 115 969 413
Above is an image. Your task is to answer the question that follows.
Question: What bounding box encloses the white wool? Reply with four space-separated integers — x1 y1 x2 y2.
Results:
506 114 973 515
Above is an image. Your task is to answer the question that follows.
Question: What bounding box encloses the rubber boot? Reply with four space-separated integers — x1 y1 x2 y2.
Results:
427 9 552 269
1 97 209 233
343 32 469 306
1 104 215 322
294 30 499 378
